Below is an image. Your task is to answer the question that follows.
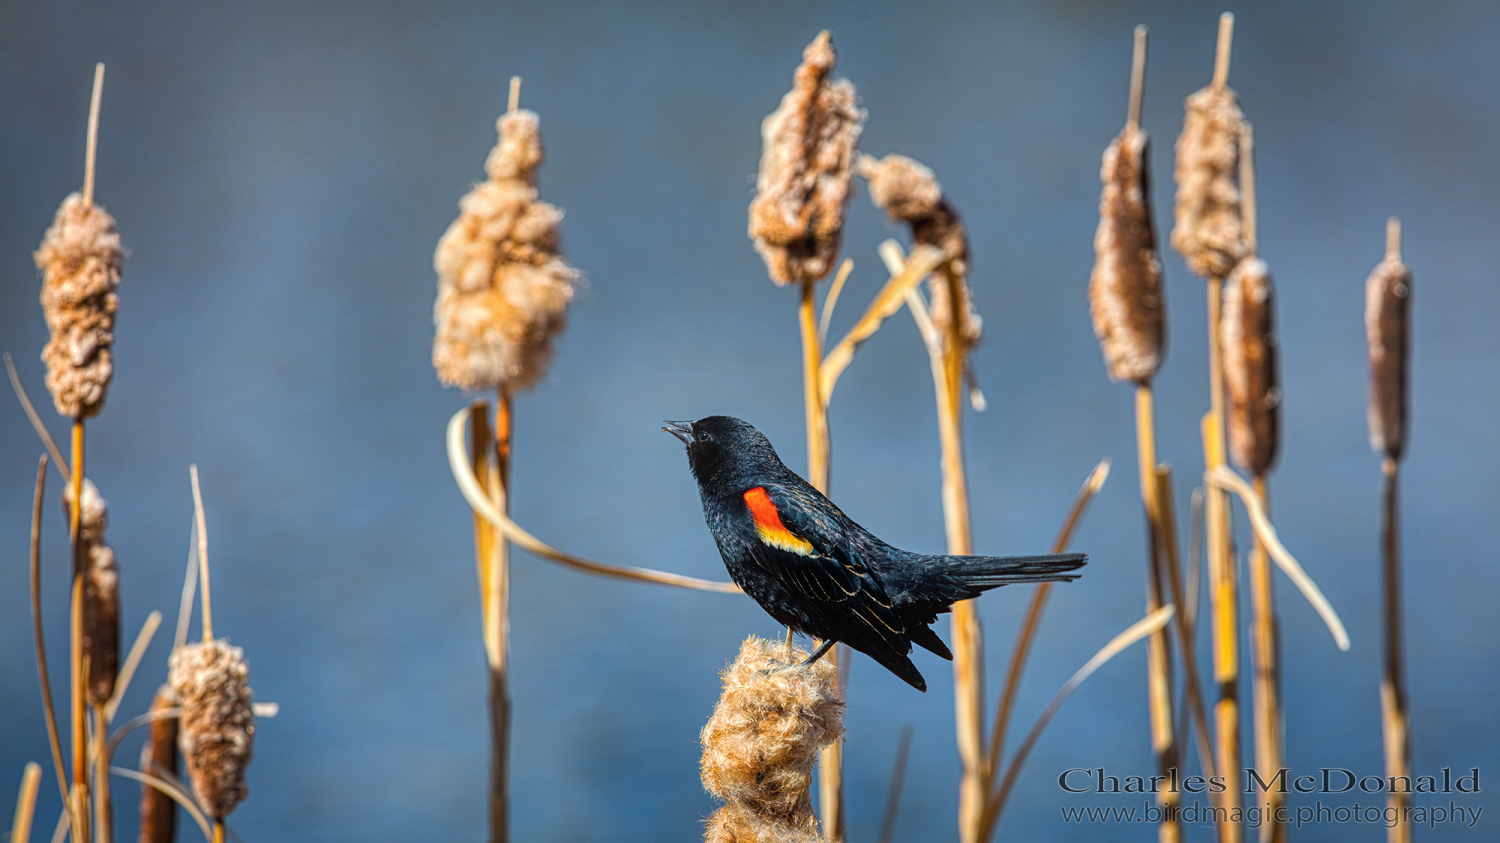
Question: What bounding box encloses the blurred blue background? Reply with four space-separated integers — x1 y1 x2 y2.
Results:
2 1 1496 840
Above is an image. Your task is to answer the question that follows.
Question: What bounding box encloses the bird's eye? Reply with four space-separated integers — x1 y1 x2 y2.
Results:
697 430 709 442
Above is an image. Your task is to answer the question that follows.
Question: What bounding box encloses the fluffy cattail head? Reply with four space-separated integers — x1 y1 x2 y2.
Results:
138 684 180 843
1089 126 1165 383
64 478 119 704
1222 257 1280 475
34 193 124 419
857 153 981 351
748 31 864 286
1171 86 1245 279
433 108 579 392
1366 224 1411 460
701 637 843 842
169 640 254 820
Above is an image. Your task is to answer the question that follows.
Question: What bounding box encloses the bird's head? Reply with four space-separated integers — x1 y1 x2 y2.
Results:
663 415 782 490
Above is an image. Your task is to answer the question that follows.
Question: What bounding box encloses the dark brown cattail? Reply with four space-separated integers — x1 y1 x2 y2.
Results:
1089 125 1165 383
1171 86 1245 279
138 684 179 843
1222 257 1280 475
857 153 980 351
1367 219 1411 460
34 193 124 419
748 31 864 287
64 478 119 704
701 637 843 842
169 640 254 820
433 99 579 392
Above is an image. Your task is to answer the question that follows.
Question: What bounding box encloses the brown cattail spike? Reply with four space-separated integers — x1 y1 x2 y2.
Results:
63 478 119 704
138 684 180 843
1367 218 1411 460
1089 28 1164 385
433 97 580 392
169 640 254 820
1222 257 1280 475
749 31 864 287
34 194 124 419
701 637 844 842
1171 15 1245 280
857 153 980 351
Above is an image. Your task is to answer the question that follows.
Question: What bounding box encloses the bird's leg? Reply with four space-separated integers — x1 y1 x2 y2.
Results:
799 637 836 667
785 626 795 649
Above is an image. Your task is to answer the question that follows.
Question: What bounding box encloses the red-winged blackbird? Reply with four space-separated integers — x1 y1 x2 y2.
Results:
666 415 1086 691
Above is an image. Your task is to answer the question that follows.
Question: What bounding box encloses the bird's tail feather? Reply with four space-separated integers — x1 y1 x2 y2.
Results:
943 552 1086 587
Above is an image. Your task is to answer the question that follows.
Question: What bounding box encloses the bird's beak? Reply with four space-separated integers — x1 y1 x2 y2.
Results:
662 420 694 446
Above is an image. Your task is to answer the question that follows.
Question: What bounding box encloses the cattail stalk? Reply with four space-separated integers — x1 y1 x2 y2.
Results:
1222 125 1286 843
1172 15 1243 842
1088 27 1180 841
11 762 42 843
751 33 862 838
1368 218 1412 843
860 155 984 843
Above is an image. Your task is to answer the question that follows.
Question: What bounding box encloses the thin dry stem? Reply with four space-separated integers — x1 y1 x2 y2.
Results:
106 768 210 842
1136 387 1181 843
817 259 854 347
29 457 69 807
12 762 42 843
876 725 915 843
175 517 199 651
982 607 1176 839
1153 466 1218 785
68 422 89 843
507 76 521 115
989 459 1110 771
485 392 513 843
1379 458 1411 843
6 355 70 479
447 408 741 591
1128 26 1148 131
83 65 104 206
1213 14 1234 90
93 706 113 843
190 466 213 642
819 243 945 402
104 610 161 723
1248 475 1285 843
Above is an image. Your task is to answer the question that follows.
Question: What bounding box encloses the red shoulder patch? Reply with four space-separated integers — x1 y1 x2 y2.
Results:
743 487 815 555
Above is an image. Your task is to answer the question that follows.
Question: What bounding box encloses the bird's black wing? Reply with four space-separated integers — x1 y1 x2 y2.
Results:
742 482 925 688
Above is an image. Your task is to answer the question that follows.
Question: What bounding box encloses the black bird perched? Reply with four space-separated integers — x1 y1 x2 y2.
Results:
665 415 1086 691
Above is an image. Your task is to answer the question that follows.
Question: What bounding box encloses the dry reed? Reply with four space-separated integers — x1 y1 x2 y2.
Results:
1369 218 1412 843
749 31 863 287
701 637 844 843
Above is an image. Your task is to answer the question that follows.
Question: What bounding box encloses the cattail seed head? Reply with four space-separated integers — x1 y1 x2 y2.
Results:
1222 257 1280 475
1366 233 1411 460
748 31 864 287
433 108 579 392
34 193 123 419
701 637 843 842
138 684 180 843
63 478 119 704
857 153 981 351
169 639 254 820
1089 126 1165 383
1172 86 1246 279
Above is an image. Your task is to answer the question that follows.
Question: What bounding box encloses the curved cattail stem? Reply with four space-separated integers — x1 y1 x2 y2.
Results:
473 391 514 843
83 65 104 206
29 457 69 808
